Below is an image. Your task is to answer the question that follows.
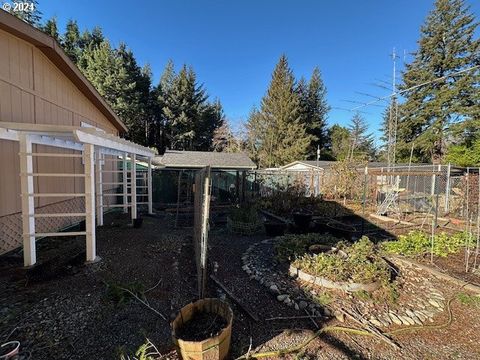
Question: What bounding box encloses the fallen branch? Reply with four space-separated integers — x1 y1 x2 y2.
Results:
120 287 167 321
210 275 259 322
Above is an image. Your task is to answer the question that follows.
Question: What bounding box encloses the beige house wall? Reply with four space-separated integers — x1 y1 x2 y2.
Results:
0 28 121 254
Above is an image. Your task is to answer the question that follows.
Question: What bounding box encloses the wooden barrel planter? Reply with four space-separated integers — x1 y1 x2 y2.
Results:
264 221 287 237
289 264 381 292
172 298 233 360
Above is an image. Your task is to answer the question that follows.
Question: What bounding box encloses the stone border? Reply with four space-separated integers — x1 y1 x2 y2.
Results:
241 238 448 328
289 265 381 292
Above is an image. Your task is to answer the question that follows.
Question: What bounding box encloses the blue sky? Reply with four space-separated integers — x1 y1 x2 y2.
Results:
40 0 480 143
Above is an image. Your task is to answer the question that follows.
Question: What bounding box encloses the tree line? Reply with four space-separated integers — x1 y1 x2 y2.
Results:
6 0 480 166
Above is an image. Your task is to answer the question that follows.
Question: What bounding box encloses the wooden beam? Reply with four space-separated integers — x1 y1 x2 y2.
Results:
148 157 153 214
131 154 137 220
19 134 36 267
84 144 97 262
95 150 104 226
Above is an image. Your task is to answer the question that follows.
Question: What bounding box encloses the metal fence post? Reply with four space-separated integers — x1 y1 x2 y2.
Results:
444 162 451 213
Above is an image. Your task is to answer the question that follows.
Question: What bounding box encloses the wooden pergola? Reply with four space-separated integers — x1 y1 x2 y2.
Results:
0 122 155 267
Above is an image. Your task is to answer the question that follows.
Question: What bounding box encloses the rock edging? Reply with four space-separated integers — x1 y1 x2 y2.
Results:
289 264 381 292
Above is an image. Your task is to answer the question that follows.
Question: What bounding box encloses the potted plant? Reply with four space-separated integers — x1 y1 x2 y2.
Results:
292 208 313 229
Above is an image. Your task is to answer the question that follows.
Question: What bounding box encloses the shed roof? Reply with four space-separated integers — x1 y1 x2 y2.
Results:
153 150 256 169
0 11 127 133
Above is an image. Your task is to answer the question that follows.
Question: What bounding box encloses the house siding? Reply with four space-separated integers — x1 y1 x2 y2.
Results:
0 28 119 254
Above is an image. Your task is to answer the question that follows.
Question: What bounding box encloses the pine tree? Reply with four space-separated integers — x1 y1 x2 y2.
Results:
298 67 330 159
246 55 311 167
213 121 241 152
347 113 375 161
328 124 351 161
41 17 60 41
63 20 81 63
398 0 480 164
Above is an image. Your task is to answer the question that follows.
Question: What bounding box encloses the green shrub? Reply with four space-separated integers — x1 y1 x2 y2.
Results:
229 203 259 224
382 230 470 257
275 233 341 262
292 237 390 284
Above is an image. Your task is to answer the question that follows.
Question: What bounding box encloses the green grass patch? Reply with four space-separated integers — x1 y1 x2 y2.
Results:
457 292 480 308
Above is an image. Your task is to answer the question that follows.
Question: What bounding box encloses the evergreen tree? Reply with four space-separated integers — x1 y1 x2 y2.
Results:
298 67 330 159
398 0 480 164
246 55 311 167
213 120 241 152
347 113 375 161
41 17 60 41
63 20 82 63
328 124 351 161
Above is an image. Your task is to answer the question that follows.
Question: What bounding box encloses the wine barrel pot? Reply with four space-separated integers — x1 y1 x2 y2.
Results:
292 210 313 230
172 298 233 360
264 221 287 237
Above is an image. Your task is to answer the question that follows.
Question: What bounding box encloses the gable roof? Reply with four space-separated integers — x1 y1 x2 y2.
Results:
0 11 127 132
153 150 256 170
280 160 337 170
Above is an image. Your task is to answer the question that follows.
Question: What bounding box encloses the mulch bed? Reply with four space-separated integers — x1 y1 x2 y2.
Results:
416 251 480 286
1 208 480 359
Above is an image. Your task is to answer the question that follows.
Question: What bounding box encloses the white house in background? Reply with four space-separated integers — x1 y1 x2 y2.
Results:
280 160 336 172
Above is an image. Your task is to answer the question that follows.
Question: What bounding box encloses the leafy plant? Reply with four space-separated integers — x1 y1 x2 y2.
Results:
105 280 145 306
229 203 260 224
275 233 341 262
382 230 470 258
292 237 390 284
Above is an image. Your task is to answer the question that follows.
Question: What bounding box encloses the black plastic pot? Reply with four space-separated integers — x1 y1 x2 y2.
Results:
264 221 287 237
312 219 329 233
325 222 355 241
292 211 312 229
132 218 143 229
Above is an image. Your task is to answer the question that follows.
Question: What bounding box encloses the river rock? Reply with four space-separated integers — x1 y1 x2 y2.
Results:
277 294 288 302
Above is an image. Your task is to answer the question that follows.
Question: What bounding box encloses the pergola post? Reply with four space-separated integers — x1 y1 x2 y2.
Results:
148 157 153 214
84 143 97 262
131 153 137 220
122 152 128 213
19 134 36 267
95 149 104 226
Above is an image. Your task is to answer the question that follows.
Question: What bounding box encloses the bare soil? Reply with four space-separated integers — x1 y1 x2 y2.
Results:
176 312 227 341
0 210 480 359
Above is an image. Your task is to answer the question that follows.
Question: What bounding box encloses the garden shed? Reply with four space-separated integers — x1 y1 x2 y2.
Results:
0 12 155 265
152 150 256 206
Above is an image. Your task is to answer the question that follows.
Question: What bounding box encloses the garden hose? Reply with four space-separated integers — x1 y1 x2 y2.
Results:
236 294 456 359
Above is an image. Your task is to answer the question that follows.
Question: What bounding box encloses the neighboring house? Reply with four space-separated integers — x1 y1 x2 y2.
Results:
0 12 137 256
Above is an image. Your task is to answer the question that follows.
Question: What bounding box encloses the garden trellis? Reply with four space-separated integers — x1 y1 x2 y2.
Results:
0 122 155 267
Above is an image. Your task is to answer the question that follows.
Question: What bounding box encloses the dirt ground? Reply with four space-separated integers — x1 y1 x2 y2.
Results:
1 210 480 359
